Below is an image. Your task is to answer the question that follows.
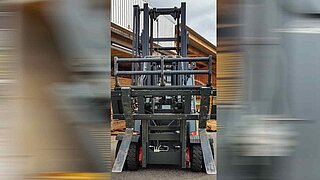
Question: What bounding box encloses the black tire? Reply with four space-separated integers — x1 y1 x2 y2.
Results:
190 144 203 172
126 142 140 171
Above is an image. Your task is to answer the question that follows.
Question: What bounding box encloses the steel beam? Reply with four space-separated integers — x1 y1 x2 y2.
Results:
134 114 199 120
138 94 148 168
117 70 209 75
181 2 187 57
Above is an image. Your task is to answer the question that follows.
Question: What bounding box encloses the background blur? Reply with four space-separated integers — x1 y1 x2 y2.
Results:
0 0 111 179
218 0 320 179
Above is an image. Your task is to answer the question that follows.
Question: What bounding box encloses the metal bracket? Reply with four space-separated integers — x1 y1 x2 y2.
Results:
112 128 133 172
199 128 216 175
121 88 134 128
199 87 211 128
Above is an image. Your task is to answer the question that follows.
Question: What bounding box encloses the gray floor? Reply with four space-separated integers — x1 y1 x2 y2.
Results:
111 132 217 180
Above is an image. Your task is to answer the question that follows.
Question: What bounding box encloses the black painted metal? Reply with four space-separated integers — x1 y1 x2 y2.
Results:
121 88 134 128
116 56 213 62
115 56 212 87
199 87 211 128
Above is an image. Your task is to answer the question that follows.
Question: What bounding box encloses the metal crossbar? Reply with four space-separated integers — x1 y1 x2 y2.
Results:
114 56 213 87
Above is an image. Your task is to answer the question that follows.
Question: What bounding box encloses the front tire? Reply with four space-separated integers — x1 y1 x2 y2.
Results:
190 144 203 172
126 142 140 171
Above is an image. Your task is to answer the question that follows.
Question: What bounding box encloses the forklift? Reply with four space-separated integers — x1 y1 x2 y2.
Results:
111 2 216 174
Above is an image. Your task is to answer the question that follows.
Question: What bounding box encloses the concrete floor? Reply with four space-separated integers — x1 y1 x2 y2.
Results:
111 133 217 180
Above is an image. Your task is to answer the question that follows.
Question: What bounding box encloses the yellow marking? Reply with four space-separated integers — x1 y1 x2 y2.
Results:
34 172 111 180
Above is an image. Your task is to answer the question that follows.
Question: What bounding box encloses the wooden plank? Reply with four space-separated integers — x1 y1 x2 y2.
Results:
111 131 125 135
206 120 217 132
217 52 244 105
111 76 131 88
111 120 126 132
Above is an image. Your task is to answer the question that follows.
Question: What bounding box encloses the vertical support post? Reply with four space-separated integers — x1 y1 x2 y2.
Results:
138 95 148 168
181 2 187 57
207 55 212 87
149 12 156 85
132 5 140 85
142 3 151 85
181 94 191 168
184 95 192 114
141 119 148 168
199 87 210 129
132 7 136 58
132 6 137 85
142 4 149 57
135 6 141 85
180 2 187 86
180 120 186 168
160 56 165 86
114 56 119 87
171 62 177 85
121 87 133 128
137 6 140 57
176 16 180 55
150 12 154 56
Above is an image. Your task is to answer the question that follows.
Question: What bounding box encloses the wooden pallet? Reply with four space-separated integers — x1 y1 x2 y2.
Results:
206 119 217 132
111 76 131 88
111 120 126 132
111 130 125 135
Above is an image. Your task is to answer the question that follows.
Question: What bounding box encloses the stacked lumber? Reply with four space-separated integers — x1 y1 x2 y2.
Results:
206 120 217 131
111 76 131 88
217 52 243 105
110 103 126 133
111 120 126 134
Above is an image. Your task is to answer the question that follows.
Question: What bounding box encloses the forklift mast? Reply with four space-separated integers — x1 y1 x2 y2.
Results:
112 2 216 174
